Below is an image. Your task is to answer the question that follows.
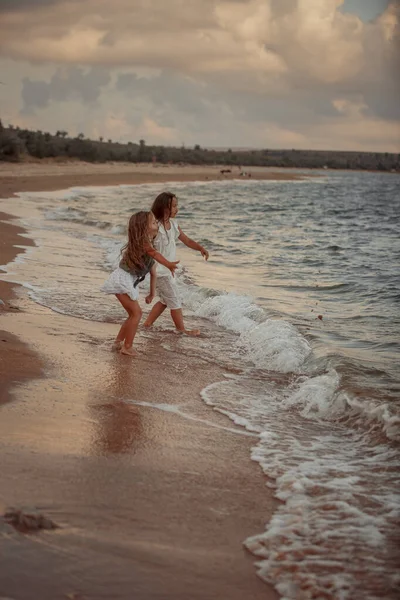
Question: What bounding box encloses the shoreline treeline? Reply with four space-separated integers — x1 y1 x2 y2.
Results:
0 121 399 172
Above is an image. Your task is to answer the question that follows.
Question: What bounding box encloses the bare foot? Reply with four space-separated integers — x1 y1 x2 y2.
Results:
186 329 201 337
120 345 138 357
143 322 152 328
111 341 123 352
178 329 201 337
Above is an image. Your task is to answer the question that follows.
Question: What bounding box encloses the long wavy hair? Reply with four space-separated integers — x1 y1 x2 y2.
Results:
121 211 151 269
151 191 176 227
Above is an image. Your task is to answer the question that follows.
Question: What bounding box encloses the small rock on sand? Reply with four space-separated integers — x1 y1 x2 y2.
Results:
3 507 58 533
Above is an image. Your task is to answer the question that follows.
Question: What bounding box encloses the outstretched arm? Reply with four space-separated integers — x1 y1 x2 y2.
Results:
178 226 209 260
145 243 180 275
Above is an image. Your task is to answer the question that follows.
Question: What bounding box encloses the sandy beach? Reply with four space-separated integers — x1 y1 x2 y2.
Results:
0 160 302 197
0 162 280 600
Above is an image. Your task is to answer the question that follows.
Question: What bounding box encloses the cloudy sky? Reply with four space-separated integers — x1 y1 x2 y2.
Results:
0 0 399 151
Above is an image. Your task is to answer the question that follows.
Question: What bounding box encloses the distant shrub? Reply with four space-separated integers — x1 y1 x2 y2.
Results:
0 122 398 172
0 129 26 161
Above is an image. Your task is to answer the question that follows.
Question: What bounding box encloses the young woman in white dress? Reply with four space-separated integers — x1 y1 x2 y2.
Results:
102 210 179 355
144 192 209 336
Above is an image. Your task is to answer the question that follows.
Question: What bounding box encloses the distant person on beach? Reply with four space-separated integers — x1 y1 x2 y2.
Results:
101 211 179 356
144 191 209 336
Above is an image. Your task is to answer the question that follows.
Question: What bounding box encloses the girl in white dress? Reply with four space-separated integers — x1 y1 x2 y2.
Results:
101 210 179 356
144 192 209 336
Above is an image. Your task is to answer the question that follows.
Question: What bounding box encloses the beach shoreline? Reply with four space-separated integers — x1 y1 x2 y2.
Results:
0 212 44 406
0 160 303 198
0 164 279 599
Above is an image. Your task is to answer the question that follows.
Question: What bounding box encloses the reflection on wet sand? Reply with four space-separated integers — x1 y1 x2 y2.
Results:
90 400 144 455
0 314 276 600
88 355 147 455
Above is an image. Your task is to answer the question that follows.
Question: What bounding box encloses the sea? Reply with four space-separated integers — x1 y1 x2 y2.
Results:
2 169 400 599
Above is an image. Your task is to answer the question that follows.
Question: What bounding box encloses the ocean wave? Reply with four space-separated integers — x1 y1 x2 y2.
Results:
181 288 311 372
46 207 124 233
201 375 400 599
283 371 400 441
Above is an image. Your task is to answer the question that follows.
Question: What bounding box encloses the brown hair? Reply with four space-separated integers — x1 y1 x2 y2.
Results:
151 191 176 227
121 211 151 270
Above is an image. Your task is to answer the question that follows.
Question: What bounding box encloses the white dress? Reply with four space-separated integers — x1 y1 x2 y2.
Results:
154 219 180 276
153 219 182 310
101 267 139 301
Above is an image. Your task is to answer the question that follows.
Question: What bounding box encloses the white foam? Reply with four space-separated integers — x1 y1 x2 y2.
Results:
93 237 123 270
195 292 261 332
127 399 257 437
201 375 400 599
185 290 311 372
239 319 311 372
282 371 400 441
283 370 344 417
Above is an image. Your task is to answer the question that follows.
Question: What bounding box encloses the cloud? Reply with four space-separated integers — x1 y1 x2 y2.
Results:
0 1 395 82
0 0 398 151
113 67 399 151
21 66 111 114
302 111 400 152
0 1 397 117
21 79 51 114
0 0 64 11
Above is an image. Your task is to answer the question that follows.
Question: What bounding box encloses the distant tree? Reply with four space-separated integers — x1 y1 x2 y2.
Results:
0 122 397 170
138 139 146 161
0 128 26 161
156 146 167 163
99 136 103 143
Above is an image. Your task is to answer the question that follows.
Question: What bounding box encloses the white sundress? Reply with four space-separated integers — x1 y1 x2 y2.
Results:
154 219 180 277
153 219 181 309
101 267 140 301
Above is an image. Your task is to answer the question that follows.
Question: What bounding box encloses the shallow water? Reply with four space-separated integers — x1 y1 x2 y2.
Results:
2 169 400 599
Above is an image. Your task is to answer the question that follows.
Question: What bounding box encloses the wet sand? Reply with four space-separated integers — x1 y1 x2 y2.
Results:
0 213 43 405
0 166 279 600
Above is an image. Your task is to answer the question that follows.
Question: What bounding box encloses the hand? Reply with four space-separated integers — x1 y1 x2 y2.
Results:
145 293 154 304
167 260 180 276
200 247 209 261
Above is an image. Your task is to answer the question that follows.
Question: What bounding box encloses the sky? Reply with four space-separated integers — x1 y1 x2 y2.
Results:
0 0 399 152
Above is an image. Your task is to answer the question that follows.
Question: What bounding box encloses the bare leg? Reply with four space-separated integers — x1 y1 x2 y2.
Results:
113 317 129 349
143 301 167 327
115 294 142 356
170 308 200 336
